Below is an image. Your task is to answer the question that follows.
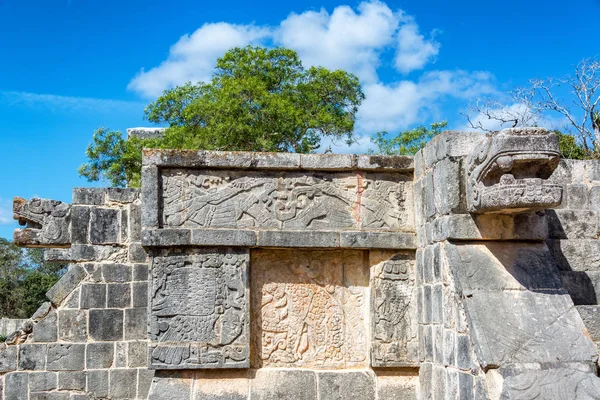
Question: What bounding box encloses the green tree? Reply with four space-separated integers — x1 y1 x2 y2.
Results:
79 46 365 187
555 131 588 160
371 121 448 155
0 239 67 318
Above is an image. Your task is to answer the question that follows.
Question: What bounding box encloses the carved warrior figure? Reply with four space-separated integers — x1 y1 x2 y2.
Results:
12 197 71 246
150 251 249 368
466 127 563 213
252 250 367 368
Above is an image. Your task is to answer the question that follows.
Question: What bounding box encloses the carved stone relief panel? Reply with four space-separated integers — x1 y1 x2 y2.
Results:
149 248 249 369
251 249 369 368
160 169 413 231
370 251 418 367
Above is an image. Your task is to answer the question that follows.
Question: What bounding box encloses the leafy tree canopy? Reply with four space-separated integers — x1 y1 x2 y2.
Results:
0 239 66 319
371 121 448 155
79 46 365 187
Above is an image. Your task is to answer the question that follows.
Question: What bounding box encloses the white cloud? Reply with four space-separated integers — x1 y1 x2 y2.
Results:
0 198 13 226
395 15 440 74
128 23 271 98
276 1 399 82
0 91 144 113
126 1 497 138
358 70 496 133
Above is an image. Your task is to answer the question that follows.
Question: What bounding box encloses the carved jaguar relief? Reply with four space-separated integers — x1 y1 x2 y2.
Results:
160 169 413 231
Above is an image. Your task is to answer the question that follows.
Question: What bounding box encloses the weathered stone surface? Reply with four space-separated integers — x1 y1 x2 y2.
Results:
445 242 564 293
80 283 106 309
73 187 105 205
339 231 417 249
109 368 138 399
90 207 120 244
257 230 338 247
30 392 71 400
375 371 418 400
125 307 147 340
251 369 316 400
252 249 368 368
138 369 155 399
547 239 600 271
58 310 86 341
191 229 257 246
194 370 248 400
370 251 418 367
128 341 148 367
89 309 123 341
107 283 131 308
33 311 57 342
46 344 85 371
13 197 71 247
107 187 139 203
86 342 114 369
547 209 599 239
102 263 131 282
0 344 18 372
46 264 86 306
301 154 352 170
18 344 46 372
132 281 148 307
87 369 109 398
58 371 85 390
577 305 600 341
567 183 589 209
317 371 375 400
148 371 194 400
6 372 29 400
29 371 57 391
149 249 249 369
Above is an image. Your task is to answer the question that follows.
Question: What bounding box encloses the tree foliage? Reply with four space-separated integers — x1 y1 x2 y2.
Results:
371 121 448 155
79 46 365 187
0 239 67 318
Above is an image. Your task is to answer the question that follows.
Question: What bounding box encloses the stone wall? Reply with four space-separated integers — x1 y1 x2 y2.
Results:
0 320 28 337
1 188 153 399
2 128 599 400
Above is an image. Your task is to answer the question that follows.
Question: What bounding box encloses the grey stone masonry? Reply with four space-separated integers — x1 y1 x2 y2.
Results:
4 137 600 399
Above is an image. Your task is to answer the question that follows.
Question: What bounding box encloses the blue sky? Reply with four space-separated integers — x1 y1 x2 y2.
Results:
0 0 598 239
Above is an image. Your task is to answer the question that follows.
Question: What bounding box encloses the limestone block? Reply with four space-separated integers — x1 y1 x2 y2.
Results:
71 244 128 262
375 370 418 400
142 165 160 228
129 242 148 262
47 344 85 371
128 127 166 140
133 263 149 281
46 264 86 306
86 342 114 369
132 281 148 307
193 370 248 400
433 158 461 215
5 372 29 400
18 344 46 370
577 305 600 341
463 291 597 368
250 369 316 400
488 363 600 399
87 369 109 398
458 372 474 399
370 251 418 367
71 205 90 244
546 239 600 271
58 371 85 390
252 249 368 368
109 368 138 399
567 183 589 209
339 232 417 249
80 284 106 309
29 371 57 391
107 187 139 203
128 341 148 367
90 207 120 244
58 310 86 342
590 160 600 181
89 309 123 341
130 203 142 241
149 249 249 369
125 307 147 340
33 311 57 342
72 188 105 205
138 369 155 399
317 371 375 400
560 271 598 305
191 229 257 246
0 344 17 372
445 242 563 293
257 230 338 247
590 186 600 211
148 371 194 400
356 154 413 170
102 263 132 283
301 153 353 170
64 287 80 309
30 392 70 400
547 209 599 239
107 283 131 308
